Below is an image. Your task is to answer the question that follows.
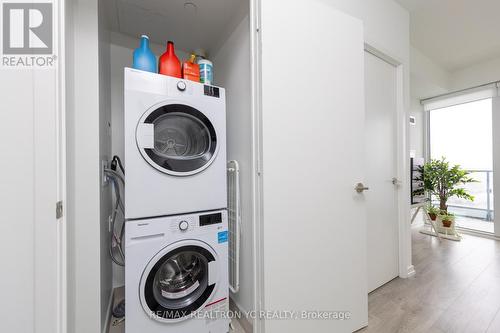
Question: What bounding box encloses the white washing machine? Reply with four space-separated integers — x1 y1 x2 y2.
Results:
125 210 230 333
124 68 227 219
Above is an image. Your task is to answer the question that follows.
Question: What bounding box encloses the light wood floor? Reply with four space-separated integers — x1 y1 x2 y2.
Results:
359 224 500 333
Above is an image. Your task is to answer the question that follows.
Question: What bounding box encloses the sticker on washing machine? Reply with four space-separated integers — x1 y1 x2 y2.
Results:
204 298 228 324
218 231 228 243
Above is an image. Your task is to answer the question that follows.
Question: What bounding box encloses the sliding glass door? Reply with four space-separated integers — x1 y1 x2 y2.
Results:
428 98 494 233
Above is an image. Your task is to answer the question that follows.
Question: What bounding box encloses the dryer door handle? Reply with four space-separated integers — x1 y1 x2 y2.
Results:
208 260 218 286
137 123 155 149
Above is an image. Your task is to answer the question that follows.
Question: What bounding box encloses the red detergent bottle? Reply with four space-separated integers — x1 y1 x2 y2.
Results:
159 41 182 78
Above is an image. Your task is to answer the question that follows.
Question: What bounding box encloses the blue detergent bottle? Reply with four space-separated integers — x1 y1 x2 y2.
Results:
133 35 157 73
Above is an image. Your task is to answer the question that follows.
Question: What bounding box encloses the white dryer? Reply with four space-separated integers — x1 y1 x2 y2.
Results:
125 210 230 333
124 68 227 219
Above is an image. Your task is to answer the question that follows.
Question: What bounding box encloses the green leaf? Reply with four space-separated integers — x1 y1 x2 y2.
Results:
420 157 476 209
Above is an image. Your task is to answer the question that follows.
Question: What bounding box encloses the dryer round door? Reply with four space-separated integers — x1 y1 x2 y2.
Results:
139 240 220 322
136 102 218 176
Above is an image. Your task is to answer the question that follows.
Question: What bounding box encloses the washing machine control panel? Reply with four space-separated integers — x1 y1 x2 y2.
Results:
199 212 222 226
170 217 196 233
169 212 224 233
176 81 187 91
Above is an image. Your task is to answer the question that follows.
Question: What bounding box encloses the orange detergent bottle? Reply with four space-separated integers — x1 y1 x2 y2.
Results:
182 53 200 82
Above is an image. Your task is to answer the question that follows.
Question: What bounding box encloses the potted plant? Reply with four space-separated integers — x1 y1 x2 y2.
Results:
417 158 475 213
426 205 440 221
440 212 455 228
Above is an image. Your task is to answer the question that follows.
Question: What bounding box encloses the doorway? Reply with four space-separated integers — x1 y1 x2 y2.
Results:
364 51 400 292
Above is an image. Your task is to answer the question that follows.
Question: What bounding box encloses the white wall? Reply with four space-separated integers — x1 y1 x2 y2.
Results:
67 0 102 332
408 98 425 158
67 0 114 332
65 0 76 329
411 46 450 98
212 15 254 315
451 56 500 91
98 0 113 330
409 46 451 158
327 0 409 68
109 40 129 288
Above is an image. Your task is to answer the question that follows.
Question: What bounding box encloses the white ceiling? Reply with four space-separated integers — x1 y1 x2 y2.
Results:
396 0 500 71
102 0 248 56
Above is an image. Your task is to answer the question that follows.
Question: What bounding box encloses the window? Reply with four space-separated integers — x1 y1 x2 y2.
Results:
428 98 494 232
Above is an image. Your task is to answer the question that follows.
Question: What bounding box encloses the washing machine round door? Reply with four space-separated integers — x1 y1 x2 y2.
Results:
136 102 218 176
140 240 219 322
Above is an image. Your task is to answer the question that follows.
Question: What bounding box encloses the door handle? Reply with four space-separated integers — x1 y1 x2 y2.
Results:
355 183 369 193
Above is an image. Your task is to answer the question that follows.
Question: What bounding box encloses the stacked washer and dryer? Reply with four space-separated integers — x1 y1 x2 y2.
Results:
123 68 230 333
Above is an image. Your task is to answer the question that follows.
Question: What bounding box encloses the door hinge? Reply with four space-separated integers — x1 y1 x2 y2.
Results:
56 201 63 219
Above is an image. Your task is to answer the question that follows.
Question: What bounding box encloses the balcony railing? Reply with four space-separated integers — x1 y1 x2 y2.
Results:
445 170 494 222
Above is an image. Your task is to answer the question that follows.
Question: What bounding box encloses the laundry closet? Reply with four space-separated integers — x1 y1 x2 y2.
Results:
68 0 375 332
95 0 255 332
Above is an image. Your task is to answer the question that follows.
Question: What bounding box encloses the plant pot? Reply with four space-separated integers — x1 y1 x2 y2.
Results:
442 220 452 228
428 213 437 221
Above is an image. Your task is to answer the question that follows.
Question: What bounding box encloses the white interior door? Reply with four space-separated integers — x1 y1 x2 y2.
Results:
0 72 61 332
259 1 368 332
0 3 63 333
364 51 399 293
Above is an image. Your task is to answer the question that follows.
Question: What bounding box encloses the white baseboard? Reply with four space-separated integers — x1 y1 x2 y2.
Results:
406 265 416 278
456 227 500 240
102 289 115 333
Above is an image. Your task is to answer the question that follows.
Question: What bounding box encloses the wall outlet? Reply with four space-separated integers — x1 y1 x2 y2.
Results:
101 160 109 187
